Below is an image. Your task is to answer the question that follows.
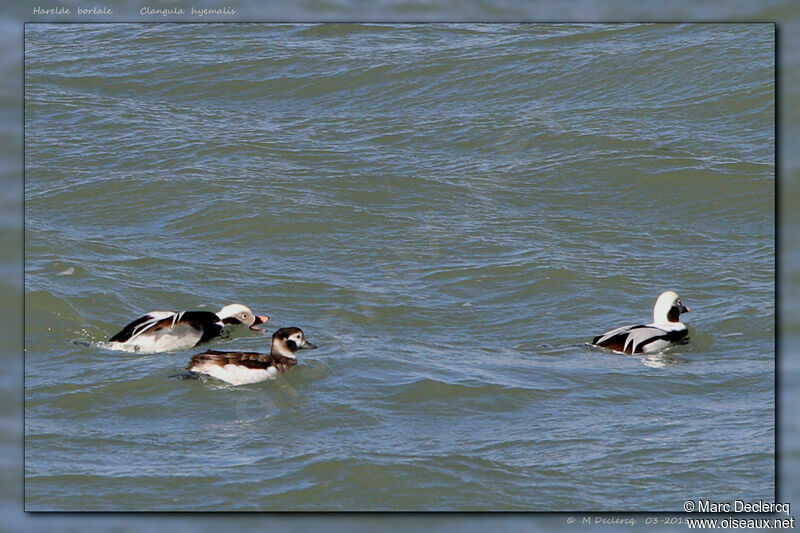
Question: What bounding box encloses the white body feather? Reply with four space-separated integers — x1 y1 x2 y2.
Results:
190 361 279 385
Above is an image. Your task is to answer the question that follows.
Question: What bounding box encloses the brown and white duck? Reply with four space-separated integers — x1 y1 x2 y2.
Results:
184 327 317 385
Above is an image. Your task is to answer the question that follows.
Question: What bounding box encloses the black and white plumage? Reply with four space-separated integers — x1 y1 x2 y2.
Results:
107 303 269 353
591 291 690 354
185 327 317 385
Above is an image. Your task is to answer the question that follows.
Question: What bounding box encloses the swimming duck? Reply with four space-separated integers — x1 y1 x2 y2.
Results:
108 303 269 353
591 291 690 354
184 327 317 385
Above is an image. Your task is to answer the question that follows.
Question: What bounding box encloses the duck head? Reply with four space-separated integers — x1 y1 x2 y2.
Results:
271 327 317 359
653 291 689 324
217 303 269 331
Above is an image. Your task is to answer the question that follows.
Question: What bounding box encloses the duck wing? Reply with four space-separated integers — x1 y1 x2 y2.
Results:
593 324 687 354
110 310 221 343
187 350 297 371
592 324 636 347
109 311 180 342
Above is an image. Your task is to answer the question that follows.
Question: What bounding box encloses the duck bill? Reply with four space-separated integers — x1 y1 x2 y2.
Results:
301 340 317 350
681 305 690 313
249 315 270 331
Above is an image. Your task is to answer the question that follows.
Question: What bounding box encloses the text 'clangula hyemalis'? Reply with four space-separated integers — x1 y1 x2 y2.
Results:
108 303 269 353
591 291 690 354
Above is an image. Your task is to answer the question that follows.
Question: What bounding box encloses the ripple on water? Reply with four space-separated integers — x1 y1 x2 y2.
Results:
24 23 774 511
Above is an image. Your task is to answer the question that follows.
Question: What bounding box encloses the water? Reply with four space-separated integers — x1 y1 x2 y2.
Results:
24 23 774 511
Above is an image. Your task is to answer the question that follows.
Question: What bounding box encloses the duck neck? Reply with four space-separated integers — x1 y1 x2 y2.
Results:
270 340 297 359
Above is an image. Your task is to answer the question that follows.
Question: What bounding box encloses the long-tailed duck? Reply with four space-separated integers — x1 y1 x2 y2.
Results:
108 303 269 353
591 291 690 354
184 327 316 385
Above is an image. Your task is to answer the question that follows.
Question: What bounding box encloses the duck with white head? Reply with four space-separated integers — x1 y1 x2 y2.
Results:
107 303 269 353
591 291 690 354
